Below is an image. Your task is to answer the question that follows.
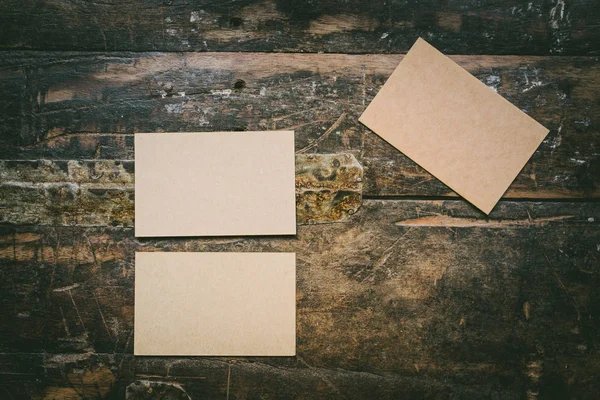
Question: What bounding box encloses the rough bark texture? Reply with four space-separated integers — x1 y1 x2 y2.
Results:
1 2 599 399
0 0 598 55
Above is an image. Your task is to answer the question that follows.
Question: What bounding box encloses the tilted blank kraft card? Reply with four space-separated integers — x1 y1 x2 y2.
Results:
359 38 549 214
135 131 296 237
134 252 296 356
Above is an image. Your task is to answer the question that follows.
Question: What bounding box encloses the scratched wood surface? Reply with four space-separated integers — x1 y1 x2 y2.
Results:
1 53 598 200
1 201 599 399
0 0 599 55
1 1 600 399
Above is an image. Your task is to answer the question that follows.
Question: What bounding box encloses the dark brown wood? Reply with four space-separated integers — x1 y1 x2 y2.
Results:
1 52 598 200
1 200 599 399
0 0 598 55
1 2 599 398
0 353 135 399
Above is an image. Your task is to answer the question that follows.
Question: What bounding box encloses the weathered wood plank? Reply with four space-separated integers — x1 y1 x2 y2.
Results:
0 153 363 226
0 52 598 199
0 353 134 399
0 0 598 55
0 352 533 399
1 200 598 399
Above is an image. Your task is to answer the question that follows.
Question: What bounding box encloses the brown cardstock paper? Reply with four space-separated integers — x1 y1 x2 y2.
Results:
134 252 296 356
135 131 296 237
359 38 549 214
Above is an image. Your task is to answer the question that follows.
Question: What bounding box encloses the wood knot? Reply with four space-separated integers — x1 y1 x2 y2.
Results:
234 79 246 90
229 17 243 27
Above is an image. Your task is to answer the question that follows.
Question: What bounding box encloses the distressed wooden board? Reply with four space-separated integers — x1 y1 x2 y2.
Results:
0 200 598 399
0 52 598 199
0 352 134 399
0 353 561 400
0 0 598 55
1 3 599 397
0 153 363 226
0 352 539 400
126 381 190 399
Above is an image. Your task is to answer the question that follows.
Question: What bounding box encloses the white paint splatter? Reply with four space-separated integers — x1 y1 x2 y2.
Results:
547 122 563 152
522 69 545 92
549 0 566 29
164 103 184 114
53 283 81 292
485 74 501 92
210 89 232 97
548 0 569 53
190 11 201 22
522 82 544 92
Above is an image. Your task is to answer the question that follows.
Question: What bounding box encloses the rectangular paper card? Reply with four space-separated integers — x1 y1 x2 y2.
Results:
135 131 296 237
134 252 296 356
359 38 549 214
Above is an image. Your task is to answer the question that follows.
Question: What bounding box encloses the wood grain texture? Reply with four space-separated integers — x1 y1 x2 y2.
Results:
1 52 598 200
0 153 363 226
0 200 599 398
0 0 598 55
1 2 599 397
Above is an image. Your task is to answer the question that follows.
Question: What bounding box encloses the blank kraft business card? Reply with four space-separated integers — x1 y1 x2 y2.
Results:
359 38 549 214
134 252 296 356
135 131 296 237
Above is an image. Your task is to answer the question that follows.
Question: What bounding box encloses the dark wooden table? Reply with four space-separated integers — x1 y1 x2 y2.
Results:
1 1 599 399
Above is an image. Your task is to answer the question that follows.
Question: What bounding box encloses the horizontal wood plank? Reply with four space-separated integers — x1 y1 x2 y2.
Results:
0 153 364 226
0 353 134 399
0 351 551 399
0 52 598 200
0 200 598 398
0 352 550 400
0 0 598 55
